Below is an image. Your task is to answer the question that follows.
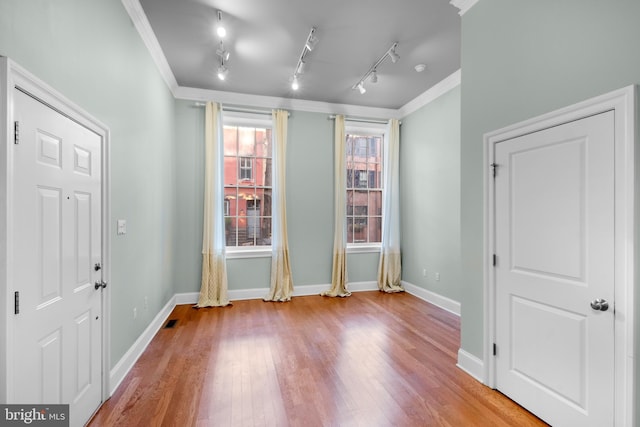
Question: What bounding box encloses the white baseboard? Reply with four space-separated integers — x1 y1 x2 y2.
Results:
174 282 379 305
402 281 461 316
109 295 176 395
456 348 485 383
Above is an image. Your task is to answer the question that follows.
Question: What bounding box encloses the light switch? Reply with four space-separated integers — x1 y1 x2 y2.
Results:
117 219 127 235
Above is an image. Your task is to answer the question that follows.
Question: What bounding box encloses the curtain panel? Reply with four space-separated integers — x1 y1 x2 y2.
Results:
323 115 351 297
264 110 295 301
197 102 231 307
378 118 403 292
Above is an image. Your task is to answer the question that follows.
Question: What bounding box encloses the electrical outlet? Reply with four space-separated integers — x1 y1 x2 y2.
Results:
133 307 137 319
422 268 427 277
435 272 440 281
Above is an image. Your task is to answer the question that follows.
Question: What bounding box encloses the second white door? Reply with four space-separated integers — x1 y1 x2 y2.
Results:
494 111 615 426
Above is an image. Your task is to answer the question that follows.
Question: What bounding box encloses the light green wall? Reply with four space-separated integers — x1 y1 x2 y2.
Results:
174 106 380 293
400 86 461 301
0 0 177 366
460 0 640 367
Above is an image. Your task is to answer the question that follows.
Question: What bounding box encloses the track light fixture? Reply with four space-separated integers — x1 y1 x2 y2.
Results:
217 63 228 80
214 10 231 82
352 42 399 95
216 42 230 62
216 10 226 38
290 27 318 92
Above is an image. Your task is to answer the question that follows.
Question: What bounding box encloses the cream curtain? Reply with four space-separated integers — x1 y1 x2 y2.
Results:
323 115 351 297
197 102 231 307
378 119 403 292
265 110 295 302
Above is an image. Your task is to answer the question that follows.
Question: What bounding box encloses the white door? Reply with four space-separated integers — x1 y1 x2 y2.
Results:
11 88 103 426
494 111 615 426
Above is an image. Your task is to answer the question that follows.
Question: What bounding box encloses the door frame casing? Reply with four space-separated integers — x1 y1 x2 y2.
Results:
0 57 112 403
483 85 637 427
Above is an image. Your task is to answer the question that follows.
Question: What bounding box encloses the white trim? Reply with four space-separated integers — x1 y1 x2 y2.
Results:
226 248 272 259
346 244 381 254
402 281 461 316
0 57 112 402
449 0 480 16
483 85 636 427
398 69 461 118
120 0 178 94
175 86 400 119
456 348 485 382
109 295 176 395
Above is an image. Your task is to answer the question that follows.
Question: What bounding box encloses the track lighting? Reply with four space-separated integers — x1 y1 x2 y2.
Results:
217 64 228 81
216 42 230 61
388 47 400 63
370 69 378 83
352 42 399 95
216 10 226 38
295 60 306 75
290 27 318 92
305 31 319 51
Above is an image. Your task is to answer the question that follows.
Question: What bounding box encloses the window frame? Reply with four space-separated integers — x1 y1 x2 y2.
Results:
345 122 387 253
222 112 273 259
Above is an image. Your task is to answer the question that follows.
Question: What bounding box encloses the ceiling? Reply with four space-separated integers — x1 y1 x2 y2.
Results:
138 0 461 110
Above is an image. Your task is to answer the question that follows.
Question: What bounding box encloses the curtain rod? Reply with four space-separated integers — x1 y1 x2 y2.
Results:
328 115 400 125
193 103 289 117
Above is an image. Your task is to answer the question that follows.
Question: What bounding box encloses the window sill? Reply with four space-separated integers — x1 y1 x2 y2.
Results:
226 247 272 259
346 244 381 254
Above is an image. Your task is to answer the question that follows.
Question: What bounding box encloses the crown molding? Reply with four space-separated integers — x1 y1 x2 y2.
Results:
121 0 178 93
450 0 480 16
398 69 461 118
174 86 400 119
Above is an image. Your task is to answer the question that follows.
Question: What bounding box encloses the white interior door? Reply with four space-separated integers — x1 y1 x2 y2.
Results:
11 88 103 426
494 111 615 426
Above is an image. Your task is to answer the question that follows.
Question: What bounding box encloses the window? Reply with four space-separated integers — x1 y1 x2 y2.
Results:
223 123 272 248
239 156 252 180
346 130 383 245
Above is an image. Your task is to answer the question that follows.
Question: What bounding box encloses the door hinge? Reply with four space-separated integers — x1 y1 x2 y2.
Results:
493 254 497 266
14 291 19 314
14 121 20 145
490 163 498 178
493 343 497 356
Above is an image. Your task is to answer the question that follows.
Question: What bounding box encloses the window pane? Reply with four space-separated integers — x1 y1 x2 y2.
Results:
347 216 354 243
260 188 272 217
255 128 272 158
353 217 367 243
238 127 256 156
254 158 272 187
368 168 382 189
223 126 237 155
346 190 354 215
224 156 237 185
369 191 382 216
353 190 368 215
369 216 382 243
368 136 381 160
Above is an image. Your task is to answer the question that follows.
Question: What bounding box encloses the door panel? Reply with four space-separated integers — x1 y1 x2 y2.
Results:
495 111 614 426
12 88 103 426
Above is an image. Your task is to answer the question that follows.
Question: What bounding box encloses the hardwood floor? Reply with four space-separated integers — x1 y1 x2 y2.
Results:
89 291 547 427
